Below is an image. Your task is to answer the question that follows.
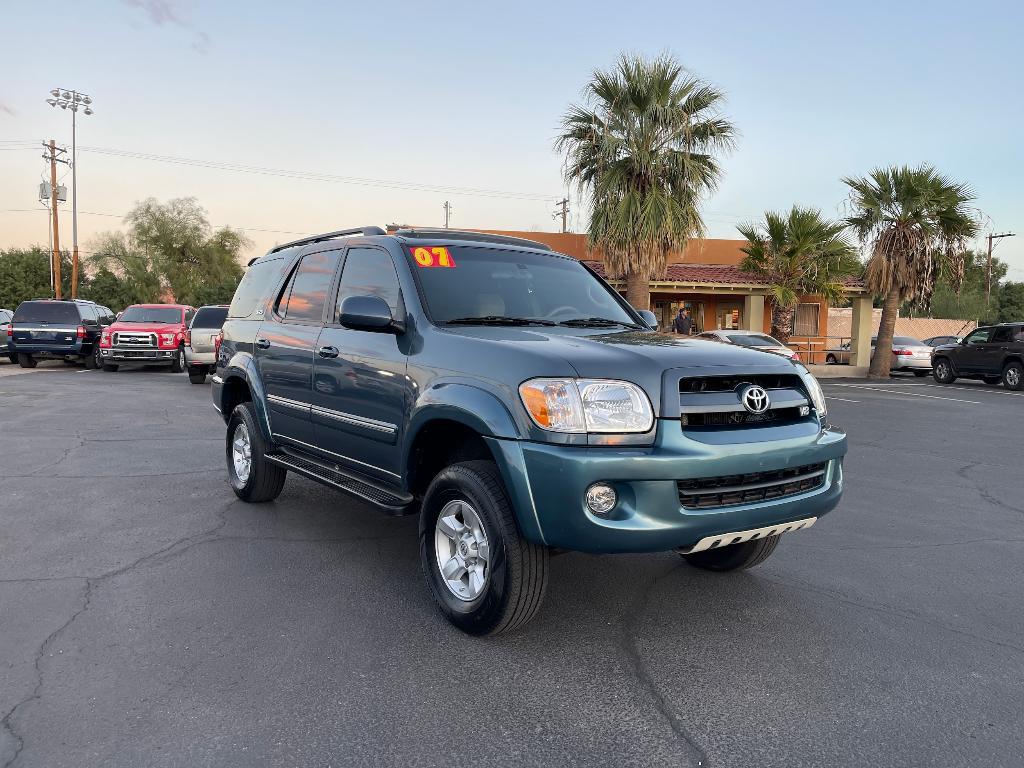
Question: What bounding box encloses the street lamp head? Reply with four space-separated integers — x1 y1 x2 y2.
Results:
73 93 82 102
84 107 94 116
46 99 57 107
50 88 60 97
70 104 78 112
61 90 71 99
82 96 92 105
59 101 68 110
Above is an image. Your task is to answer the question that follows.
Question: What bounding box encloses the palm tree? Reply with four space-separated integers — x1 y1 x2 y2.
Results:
844 166 979 378
737 206 858 344
556 54 735 310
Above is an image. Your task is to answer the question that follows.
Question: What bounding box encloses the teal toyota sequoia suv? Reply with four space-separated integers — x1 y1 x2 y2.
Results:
212 227 847 634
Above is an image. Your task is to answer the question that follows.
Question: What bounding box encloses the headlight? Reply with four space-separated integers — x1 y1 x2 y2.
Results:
519 378 654 433
799 369 827 418
160 332 176 346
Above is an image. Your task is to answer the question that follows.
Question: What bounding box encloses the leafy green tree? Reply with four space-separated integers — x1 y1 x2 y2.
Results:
844 166 979 378
738 207 858 343
125 197 246 305
556 53 735 309
0 247 72 308
998 282 1024 322
86 231 163 306
927 251 1007 323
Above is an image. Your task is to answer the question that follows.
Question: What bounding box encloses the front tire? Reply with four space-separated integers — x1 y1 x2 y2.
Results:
420 460 549 636
679 535 781 571
170 345 186 373
227 401 286 502
1003 361 1023 391
933 358 956 384
18 353 36 369
84 346 100 369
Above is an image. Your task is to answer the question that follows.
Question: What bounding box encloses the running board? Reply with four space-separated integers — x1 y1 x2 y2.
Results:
675 517 817 555
265 449 414 516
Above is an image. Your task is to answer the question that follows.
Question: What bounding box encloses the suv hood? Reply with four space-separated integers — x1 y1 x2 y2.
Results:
440 326 801 414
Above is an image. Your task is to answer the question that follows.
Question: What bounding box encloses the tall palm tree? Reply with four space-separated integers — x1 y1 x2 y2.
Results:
737 206 858 344
844 166 979 378
556 54 735 310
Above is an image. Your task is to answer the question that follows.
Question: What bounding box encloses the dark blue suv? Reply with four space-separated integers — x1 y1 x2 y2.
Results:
213 227 846 634
8 299 114 369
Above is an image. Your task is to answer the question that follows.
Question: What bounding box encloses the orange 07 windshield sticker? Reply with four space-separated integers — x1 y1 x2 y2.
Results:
411 246 456 268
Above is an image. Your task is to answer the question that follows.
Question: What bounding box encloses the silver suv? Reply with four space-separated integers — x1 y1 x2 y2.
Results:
184 305 229 384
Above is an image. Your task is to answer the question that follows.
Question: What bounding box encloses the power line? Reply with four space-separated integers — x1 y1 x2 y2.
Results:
0 207 312 236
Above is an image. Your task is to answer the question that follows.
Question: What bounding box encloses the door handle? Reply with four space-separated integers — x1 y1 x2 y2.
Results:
255 338 271 349
317 345 339 359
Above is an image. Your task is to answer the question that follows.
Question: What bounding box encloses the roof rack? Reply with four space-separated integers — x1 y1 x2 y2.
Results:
394 228 553 251
268 226 387 255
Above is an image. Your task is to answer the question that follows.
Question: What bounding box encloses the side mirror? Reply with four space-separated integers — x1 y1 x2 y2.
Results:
339 295 400 332
635 309 658 329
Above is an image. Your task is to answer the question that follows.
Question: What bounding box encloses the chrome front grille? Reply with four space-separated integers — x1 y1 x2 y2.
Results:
113 331 156 348
679 374 810 428
677 462 828 509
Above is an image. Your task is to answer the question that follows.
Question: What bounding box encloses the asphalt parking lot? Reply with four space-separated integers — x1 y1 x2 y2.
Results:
1 361 1022 767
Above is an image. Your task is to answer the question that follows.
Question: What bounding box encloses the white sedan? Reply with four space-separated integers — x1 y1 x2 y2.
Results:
697 330 801 361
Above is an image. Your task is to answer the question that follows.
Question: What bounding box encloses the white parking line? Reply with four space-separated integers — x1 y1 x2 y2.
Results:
824 383 981 404
825 396 860 403
915 382 1024 398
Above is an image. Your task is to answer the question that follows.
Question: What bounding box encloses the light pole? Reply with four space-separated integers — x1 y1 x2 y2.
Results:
46 88 94 299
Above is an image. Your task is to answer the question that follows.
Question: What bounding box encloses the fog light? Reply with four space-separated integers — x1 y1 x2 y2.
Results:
585 483 617 516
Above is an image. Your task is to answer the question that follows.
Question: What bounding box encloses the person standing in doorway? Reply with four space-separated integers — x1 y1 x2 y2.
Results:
673 307 693 335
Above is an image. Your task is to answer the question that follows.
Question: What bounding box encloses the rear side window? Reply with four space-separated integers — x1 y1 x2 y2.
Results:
336 247 402 318
13 302 80 324
192 307 229 329
228 257 286 319
277 251 341 323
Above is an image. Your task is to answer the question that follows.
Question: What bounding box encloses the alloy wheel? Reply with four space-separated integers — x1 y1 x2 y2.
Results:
1007 367 1021 387
434 499 490 601
232 422 252 483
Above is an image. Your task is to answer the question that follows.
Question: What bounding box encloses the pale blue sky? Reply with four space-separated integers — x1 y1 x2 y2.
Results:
2 0 1022 278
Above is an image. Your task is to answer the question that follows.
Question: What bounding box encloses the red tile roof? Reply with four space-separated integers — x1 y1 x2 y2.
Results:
582 261 865 289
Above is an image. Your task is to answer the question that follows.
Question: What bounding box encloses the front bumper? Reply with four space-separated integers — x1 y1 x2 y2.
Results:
488 419 846 554
101 348 177 364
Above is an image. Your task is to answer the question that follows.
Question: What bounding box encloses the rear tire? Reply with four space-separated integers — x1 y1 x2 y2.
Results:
933 358 956 384
170 345 185 373
227 401 286 502
188 367 207 385
102 363 119 372
679 535 781 572
18 353 36 369
84 346 100 370
420 460 549 635
1003 361 1023 391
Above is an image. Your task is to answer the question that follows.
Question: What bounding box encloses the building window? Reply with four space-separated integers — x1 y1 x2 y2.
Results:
793 303 820 336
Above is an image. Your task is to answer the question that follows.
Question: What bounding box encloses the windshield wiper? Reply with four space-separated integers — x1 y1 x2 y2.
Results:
557 317 644 329
445 316 556 327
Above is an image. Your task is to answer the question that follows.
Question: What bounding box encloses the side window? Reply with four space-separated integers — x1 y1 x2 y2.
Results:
277 251 341 324
336 247 402 320
964 329 991 345
228 256 287 318
80 305 99 324
990 327 1014 343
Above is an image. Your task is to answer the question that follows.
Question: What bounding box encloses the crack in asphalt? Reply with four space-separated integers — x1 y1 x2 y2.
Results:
956 462 1024 517
617 561 708 767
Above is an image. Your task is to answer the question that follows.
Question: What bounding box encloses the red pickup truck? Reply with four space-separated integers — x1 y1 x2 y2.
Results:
99 303 195 372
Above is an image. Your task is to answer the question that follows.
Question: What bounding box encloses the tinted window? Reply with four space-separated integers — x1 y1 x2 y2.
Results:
278 251 340 323
892 337 924 346
964 329 991 345
13 301 80 324
119 306 183 324
991 327 1015 343
228 257 286 319
413 246 635 325
192 307 229 329
336 248 402 318
80 305 99 323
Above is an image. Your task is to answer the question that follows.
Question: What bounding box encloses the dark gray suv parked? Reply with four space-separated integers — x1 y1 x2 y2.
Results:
213 227 846 634
932 323 1024 389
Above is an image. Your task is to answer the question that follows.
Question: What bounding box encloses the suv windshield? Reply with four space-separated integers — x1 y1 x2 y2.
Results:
191 307 229 328
119 306 182 324
411 246 638 326
13 301 80 324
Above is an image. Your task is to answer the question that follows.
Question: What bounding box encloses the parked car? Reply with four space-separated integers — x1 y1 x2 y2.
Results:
923 335 962 347
824 336 932 374
1 308 14 362
698 329 800 361
932 323 1024 390
213 226 846 635
7 299 114 369
184 305 229 384
99 303 195 372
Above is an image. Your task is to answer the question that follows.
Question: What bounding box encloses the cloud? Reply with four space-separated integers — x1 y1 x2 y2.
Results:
122 0 209 53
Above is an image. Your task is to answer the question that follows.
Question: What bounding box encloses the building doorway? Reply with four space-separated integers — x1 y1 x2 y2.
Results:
654 299 705 334
715 302 743 330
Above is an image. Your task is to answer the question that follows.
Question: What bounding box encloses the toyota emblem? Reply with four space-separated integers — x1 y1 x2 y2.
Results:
740 384 770 414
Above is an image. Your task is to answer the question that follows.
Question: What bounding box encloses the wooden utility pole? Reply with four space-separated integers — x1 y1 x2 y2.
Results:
47 140 63 299
443 201 452 228
986 232 1016 306
553 198 569 233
